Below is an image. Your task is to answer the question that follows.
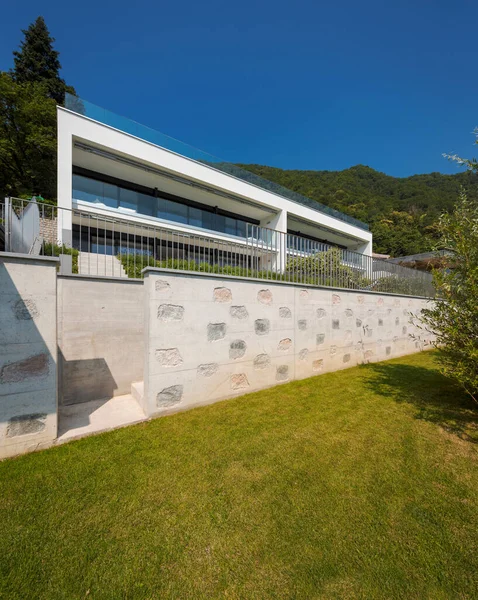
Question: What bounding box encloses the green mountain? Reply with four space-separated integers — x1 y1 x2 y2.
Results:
237 164 478 257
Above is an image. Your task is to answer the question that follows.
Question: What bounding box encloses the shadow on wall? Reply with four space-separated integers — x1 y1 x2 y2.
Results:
362 355 478 444
0 258 57 453
59 350 118 405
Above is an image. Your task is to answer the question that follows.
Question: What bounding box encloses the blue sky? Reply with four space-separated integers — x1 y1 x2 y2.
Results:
1 0 476 177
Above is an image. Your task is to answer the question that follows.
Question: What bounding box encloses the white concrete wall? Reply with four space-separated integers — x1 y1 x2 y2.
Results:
57 276 144 405
0 254 59 459
57 107 373 253
143 269 433 418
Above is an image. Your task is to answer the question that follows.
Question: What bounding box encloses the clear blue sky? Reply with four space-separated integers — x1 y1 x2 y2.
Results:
1 0 476 177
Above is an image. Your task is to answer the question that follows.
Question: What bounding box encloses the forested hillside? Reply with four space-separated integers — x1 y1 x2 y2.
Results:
238 164 478 257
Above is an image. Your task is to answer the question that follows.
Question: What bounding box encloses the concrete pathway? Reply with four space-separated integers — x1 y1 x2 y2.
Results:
57 394 147 444
78 251 127 277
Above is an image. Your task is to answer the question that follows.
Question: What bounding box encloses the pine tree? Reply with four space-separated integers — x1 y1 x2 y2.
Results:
11 16 68 104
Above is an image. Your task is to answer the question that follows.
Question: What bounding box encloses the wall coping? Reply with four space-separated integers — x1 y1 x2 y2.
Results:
58 273 144 284
0 252 60 264
142 266 434 301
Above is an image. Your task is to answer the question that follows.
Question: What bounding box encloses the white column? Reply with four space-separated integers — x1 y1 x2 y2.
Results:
56 108 73 247
356 238 373 257
260 209 287 273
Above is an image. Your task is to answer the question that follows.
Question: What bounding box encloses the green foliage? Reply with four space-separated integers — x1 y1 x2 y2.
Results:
118 248 432 296
0 73 57 198
415 190 478 403
285 246 370 289
10 16 73 105
238 163 478 257
43 243 79 274
1 17 79 199
118 253 286 281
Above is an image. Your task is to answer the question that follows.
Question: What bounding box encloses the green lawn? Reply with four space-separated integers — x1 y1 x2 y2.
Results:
1 351 477 599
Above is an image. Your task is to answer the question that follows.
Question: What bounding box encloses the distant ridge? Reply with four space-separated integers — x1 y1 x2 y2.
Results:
237 164 478 257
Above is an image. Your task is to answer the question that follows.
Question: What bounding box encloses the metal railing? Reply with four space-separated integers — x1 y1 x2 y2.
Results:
1 197 435 297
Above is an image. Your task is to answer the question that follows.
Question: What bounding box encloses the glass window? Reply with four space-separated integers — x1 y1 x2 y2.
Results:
188 206 202 228
91 233 115 256
236 220 247 238
224 217 237 236
73 175 104 204
72 174 254 240
119 188 138 211
103 182 118 209
214 214 226 234
162 199 188 224
201 210 216 232
138 193 155 216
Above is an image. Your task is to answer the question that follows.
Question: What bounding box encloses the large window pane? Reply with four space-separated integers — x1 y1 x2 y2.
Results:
103 182 118 209
73 175 104 204
214 214 226 234
162 199 188 224
224 217 237 236
119 188 138 211
138 193 155 216
201 211 216 232
188 206 202 228
236 220 247 238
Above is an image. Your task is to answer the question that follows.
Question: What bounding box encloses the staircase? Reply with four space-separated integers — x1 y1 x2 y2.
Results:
78 251 127 277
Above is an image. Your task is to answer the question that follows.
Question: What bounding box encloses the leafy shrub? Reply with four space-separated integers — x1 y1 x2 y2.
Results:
118 253 288 282
286 247 371 289
42 243 79 274
415 190 478 404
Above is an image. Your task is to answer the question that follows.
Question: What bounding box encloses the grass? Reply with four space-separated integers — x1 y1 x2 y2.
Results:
1 351 477 599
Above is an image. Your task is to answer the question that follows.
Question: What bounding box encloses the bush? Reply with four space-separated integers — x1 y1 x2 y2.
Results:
42 243 79 274
415 190 478 404
118 253 288 281
285 247 371 289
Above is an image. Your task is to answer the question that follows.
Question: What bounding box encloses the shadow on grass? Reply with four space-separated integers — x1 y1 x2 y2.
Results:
362 357 478 444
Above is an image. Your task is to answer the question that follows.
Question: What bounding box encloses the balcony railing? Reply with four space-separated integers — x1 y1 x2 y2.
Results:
64 93 369 232
1 198 435 298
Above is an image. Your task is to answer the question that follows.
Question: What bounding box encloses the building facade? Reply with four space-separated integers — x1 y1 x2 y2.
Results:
57 97 372 274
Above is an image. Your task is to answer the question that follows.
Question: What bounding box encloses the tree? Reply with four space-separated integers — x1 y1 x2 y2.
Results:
0 73 57 198
416 130 478 404
11 16 71 105
238 163 478 257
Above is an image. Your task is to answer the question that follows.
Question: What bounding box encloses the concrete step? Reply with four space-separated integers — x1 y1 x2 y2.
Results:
78 251 127 278
57 394 147 444
131 381 144 405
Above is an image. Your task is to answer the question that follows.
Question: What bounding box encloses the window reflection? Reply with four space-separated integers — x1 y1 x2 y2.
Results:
72 174 251 238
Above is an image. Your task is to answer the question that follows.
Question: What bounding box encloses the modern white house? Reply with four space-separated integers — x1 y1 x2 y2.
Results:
56 95 372 276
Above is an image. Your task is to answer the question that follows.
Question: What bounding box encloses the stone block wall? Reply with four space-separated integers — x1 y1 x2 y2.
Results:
0 253 59 459
39 217 58 245
142 269 433 417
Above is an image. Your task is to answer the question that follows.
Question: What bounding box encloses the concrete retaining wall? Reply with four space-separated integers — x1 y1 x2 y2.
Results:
143 269 433 417
57 275 144 405
0 253 59 459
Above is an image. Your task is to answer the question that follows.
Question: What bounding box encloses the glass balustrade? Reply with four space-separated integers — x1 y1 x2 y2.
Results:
65 93 369 231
